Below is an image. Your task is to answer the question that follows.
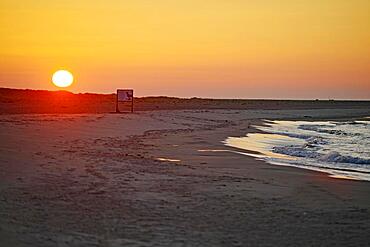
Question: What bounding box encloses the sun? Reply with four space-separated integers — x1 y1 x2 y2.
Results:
52 70 74 88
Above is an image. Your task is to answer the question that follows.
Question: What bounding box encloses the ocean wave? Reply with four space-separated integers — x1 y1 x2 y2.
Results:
273 146 370 165
227 119 370 181
273 145 318 158
269 131 329 146
319 151 370 165
298 124 350 136
272 131 313 140
305 136 328 146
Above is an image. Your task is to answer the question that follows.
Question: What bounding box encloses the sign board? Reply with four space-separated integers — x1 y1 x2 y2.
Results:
116 89 134 113
117 89 133 102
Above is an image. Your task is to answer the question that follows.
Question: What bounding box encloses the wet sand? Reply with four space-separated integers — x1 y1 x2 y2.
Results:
0 96 370 246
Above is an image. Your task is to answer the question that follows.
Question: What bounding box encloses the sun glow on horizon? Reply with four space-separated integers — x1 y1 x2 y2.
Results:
52 70 74 88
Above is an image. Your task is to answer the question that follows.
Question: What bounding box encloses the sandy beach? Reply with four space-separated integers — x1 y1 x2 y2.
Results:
2 0 370 245
1 99 370 246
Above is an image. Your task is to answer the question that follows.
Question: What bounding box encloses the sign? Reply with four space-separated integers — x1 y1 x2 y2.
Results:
116 89 134 113
117 89 133 102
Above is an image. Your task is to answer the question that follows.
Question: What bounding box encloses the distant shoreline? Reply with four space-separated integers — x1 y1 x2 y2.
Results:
1 87 369 114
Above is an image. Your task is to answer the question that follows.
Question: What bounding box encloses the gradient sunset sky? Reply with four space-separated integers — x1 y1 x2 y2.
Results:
0 0 369 99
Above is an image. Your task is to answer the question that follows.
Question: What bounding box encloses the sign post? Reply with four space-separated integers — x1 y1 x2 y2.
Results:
116 89 134 113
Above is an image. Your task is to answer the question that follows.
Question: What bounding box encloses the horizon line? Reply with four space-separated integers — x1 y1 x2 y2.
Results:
1 87 369 101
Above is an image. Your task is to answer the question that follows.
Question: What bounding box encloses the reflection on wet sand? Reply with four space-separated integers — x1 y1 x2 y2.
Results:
198 149 231 152
156 157 181 162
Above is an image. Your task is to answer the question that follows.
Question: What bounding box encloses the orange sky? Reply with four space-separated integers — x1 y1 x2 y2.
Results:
0 0 369 99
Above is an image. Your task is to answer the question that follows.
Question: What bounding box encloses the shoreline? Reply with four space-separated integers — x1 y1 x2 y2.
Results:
224 115 370 182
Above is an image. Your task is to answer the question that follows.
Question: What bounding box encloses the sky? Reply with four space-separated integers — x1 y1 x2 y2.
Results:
0 0 369 99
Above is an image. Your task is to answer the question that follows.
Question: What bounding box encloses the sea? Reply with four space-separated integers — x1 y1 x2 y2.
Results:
225 118 370 181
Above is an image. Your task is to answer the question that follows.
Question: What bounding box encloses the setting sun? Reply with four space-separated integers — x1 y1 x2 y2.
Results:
52 70 74 88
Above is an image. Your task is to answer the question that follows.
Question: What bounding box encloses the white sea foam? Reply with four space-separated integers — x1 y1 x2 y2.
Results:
225 118 370 181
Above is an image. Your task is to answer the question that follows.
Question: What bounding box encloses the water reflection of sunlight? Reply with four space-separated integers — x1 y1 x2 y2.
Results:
329 174 357 180
225 133 296 160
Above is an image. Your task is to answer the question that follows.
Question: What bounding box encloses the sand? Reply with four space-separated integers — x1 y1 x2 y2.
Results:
0 92 370 246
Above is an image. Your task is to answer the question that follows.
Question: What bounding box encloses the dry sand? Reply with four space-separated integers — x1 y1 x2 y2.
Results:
0 91 370 246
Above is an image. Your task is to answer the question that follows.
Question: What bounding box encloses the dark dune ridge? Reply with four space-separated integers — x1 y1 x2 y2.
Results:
0 87 369 114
